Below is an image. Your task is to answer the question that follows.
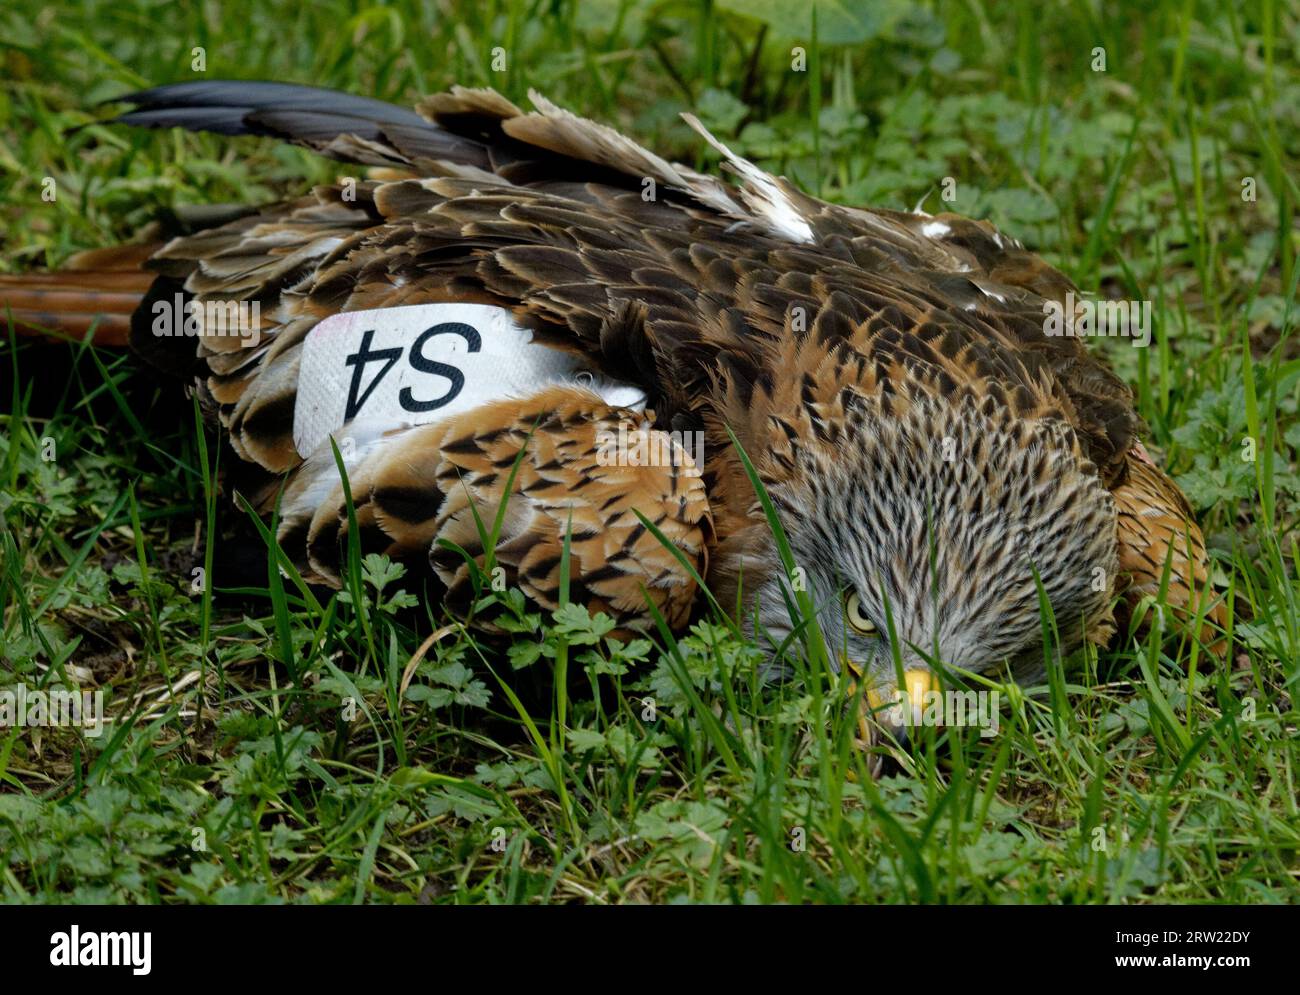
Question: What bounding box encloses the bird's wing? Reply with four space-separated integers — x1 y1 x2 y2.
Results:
114 82 1165 599
277 383 711 633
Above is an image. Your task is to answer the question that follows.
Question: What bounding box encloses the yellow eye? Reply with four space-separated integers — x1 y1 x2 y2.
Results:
844 592 878 636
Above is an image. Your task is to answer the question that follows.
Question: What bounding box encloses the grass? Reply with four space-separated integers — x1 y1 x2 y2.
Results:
1 0 1298 903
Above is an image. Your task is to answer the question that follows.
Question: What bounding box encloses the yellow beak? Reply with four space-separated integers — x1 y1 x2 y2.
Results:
863 669 939 726
847 667 941 776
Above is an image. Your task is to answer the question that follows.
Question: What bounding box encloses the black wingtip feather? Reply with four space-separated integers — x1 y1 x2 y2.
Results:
105 79 429 145
102 79 493 169
106 80 430 129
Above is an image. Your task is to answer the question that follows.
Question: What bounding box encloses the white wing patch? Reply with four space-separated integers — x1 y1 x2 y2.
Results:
680 113 815 244
518 90 743 220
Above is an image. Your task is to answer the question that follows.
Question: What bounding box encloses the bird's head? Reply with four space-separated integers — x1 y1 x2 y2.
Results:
721 388 1118 727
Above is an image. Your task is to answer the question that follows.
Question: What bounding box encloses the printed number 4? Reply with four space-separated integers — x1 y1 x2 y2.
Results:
344 322 483 421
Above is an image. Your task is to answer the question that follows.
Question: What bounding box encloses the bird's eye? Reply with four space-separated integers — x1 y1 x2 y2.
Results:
843 592 878 636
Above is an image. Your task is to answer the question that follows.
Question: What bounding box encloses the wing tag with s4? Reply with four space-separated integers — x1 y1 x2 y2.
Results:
293 303 589 457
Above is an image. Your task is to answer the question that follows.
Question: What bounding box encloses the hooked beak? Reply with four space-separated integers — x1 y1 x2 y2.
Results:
845 664 939 775
864 669 938 726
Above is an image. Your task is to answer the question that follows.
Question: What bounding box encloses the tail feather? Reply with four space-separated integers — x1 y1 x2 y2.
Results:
0 249 157 345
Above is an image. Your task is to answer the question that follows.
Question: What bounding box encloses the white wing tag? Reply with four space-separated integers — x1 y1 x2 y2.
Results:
294 303 592 458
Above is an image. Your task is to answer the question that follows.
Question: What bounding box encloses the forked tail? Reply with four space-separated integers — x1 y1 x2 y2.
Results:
0 244 157 346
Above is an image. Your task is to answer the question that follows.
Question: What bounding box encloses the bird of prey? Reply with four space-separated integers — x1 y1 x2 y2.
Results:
2 81 1225 742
